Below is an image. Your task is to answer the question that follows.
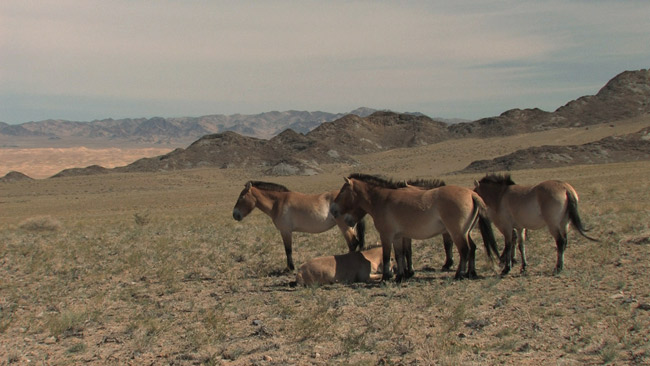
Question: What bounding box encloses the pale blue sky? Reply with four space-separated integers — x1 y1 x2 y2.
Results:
1 1 648 124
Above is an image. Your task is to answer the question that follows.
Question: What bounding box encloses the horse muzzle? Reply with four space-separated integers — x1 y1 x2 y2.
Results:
329 203 341 219
232 209 243 221
343 214 357 228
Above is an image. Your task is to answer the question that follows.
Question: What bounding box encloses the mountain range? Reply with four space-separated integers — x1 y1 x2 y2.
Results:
0 107 467 147
1 69 649 180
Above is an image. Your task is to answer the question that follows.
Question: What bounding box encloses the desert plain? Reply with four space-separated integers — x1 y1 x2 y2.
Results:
1 117 649 365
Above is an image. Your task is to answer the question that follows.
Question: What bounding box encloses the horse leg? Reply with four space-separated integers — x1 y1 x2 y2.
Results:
403 238 415 279
500 228 515 276
553 228 568 275
467 236 478 279
500 229 518 265
280 231 295 271
380 235 394 281
451 233 469 280
517 228 528 273
441 233 454 271
393 235 407 283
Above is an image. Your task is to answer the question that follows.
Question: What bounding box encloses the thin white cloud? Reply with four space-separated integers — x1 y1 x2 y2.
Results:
1 0 648 122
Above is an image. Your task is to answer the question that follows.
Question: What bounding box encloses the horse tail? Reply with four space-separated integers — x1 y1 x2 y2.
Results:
472 194 499 261
566 188 599 242
355 218 366 251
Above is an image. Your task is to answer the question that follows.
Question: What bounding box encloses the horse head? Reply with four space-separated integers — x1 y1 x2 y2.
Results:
330 177 363 227
232 181 255 221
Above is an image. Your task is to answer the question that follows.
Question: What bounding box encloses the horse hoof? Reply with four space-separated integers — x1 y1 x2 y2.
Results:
441 263 454 272
405 270 415 279
500 268 511 276
468 271 478 280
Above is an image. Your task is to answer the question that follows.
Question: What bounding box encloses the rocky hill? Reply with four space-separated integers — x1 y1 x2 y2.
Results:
449 69 650 138
0 171 33 183
461 127 650 173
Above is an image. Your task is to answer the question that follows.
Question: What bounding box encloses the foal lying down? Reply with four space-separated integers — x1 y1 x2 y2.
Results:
296 247 392 286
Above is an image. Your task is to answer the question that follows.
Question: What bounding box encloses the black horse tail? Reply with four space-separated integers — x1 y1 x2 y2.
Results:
354 218 366 251
478 214 499 261
472 195 499 261
567 190 599 242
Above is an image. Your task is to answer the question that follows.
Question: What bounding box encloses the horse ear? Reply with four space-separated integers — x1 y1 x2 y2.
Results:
245 181 252 189
473 180 479 188
344 177 351 185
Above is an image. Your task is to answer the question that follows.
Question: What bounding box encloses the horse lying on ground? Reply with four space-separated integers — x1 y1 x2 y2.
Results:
474 174 598 275
330 173 499 282
233 181 365 271
295 246 394 286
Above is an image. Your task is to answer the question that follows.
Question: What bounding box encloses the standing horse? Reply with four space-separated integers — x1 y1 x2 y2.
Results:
330 174 499 281
232 181 365 271
398 178 454 277
473 174 598 275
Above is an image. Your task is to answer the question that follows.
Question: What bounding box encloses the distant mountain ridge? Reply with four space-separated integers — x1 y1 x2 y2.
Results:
2 69 648 179
0 108 381 146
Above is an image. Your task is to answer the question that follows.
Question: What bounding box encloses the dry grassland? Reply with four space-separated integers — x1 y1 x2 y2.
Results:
1 125 649 365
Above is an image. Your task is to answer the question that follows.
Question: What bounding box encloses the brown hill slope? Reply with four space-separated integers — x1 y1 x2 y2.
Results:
461 126 650 172
0 171 33 182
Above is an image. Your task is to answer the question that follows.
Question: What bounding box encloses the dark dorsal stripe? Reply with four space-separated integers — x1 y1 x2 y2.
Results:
478 173 516 186
249 181 291 192
348 173 404 189
406 178 445 189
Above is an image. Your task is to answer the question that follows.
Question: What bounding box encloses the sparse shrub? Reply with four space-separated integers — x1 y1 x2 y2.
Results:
18 216 61 232
599 339 619 364
46 309 87 338
66 342 87 354
133 211 151 226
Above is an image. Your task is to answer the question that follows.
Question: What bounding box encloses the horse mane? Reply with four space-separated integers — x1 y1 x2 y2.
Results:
406 178 445 189
348 174 447 190
248 181 291 192
478 173 516 186
348 173 406 189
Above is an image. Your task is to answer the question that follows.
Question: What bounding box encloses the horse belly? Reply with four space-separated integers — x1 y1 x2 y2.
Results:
397 214 445 240
287 205 335 233
514 202 546 230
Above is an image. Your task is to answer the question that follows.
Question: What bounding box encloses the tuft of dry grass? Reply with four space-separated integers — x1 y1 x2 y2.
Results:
18 215 62 232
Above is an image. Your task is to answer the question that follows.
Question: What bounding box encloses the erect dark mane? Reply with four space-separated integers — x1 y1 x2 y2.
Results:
478 173 516 186
249 181 291 192
348 173 405 189
406 178 445 189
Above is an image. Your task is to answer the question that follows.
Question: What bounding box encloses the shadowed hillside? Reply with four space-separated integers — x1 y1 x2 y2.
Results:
461 126 650 172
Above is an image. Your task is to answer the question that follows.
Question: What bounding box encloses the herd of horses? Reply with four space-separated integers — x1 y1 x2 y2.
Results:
232 173 598 285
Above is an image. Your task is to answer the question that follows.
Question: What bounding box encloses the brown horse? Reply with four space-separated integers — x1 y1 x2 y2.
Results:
474 174 598 275
400 179 454 277
232 181 365 271
296 246 393 286
330 174 499 281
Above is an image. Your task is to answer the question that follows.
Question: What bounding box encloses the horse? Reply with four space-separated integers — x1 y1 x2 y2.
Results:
295 246 394 286
400 179 454 276
232 181 365 271
473 173 598 275
330 173 499 281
